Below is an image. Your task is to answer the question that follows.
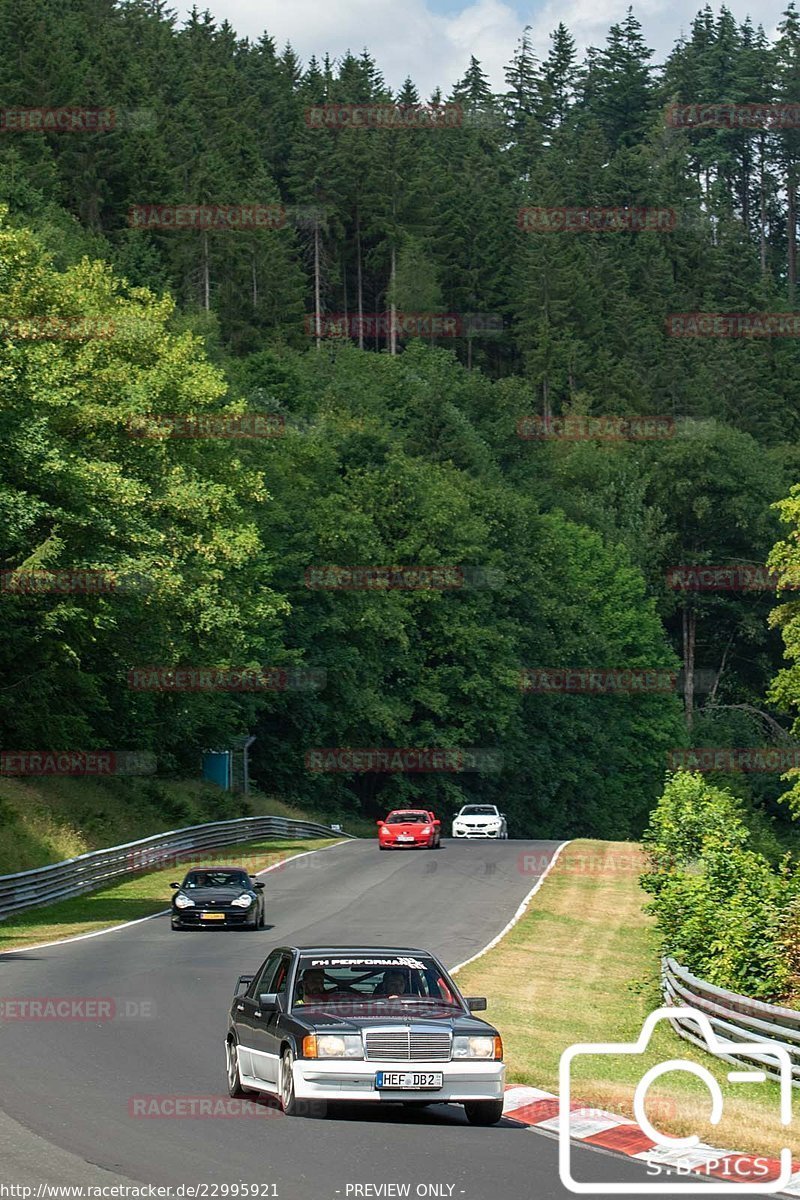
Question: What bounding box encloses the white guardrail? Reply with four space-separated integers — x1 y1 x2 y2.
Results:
662 955 800 1085
0 815 353 921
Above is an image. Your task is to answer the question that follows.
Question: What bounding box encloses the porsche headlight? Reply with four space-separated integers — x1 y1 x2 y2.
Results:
174 892 194 909
315 1034 363 1059
452 1035 502 1060
231 894 254 908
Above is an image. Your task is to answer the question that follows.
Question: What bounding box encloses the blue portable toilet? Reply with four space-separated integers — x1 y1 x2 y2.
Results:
202 750 232 790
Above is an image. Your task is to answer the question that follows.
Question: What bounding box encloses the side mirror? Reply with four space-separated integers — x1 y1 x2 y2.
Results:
499 813 507 819
376 819 384 825
170 882 180 889
235 975 254 995
258 992 280 1013
466 997 487 1012
253 881 265 890
433 819 441 827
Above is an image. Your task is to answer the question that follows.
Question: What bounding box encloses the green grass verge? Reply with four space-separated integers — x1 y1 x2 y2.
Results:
0 775 372 874
0 836 339 951
455 838 793 1161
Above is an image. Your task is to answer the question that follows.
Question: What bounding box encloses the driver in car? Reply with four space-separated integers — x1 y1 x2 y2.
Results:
379 969 409 998
296 967 327 1004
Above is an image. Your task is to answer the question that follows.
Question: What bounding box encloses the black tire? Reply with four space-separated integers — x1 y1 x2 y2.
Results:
379 844 387 850
259 904 266 928
226 1037 253 1098
280 1047 298 1115
464 1100 504 1126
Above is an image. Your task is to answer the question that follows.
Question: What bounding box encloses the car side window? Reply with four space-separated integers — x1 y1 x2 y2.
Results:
271 954 292 996
249 951 282 999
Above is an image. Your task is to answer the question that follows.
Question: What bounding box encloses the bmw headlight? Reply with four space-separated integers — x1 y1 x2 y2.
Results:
452 1035 502 1060
231 894 254 908
316 1034 363 1059
174 892 194 909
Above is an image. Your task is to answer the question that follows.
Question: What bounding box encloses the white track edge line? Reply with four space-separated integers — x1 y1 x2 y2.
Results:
0 838 351 955
449 839 571 974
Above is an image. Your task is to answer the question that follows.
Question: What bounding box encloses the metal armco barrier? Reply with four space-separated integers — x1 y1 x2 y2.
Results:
662 956 800 1084
0 815 353 920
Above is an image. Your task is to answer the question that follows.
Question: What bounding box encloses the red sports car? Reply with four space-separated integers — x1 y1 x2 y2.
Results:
377 809 441 850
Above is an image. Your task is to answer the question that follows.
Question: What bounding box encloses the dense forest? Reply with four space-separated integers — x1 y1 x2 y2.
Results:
5 0 800 838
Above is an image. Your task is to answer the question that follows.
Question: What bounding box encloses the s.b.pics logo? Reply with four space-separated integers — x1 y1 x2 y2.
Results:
558 1007 792 1194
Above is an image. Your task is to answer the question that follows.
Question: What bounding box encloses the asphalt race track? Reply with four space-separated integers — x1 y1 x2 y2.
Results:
0 840 759 1199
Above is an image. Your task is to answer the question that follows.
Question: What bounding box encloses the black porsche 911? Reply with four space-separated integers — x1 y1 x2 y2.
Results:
225 945 506 1124
170 866 265 930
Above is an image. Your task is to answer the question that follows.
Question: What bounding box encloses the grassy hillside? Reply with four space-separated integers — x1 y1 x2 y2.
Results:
0 776 371 875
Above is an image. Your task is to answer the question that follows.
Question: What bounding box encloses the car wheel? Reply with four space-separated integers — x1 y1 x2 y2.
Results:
259 905 266 928
379 844 387 850
464 1100 504 1126
226 1037 252 1098
280 1047 298 1115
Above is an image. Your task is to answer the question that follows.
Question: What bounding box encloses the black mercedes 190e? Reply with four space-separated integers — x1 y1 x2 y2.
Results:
170 866 265 930
225 945 505 1124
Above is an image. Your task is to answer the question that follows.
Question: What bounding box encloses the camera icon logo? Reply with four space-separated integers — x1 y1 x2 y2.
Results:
558 1006 792 1194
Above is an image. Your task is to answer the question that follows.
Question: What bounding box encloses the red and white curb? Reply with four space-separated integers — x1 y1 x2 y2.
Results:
502 1085 800 1194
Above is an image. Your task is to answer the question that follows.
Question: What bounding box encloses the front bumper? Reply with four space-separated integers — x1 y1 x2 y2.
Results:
293 1057 504 1103
452 827 501 838
171 908 256 927
379 837 432 848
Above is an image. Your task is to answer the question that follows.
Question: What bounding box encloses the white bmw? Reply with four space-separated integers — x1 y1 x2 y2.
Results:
452 804 508 839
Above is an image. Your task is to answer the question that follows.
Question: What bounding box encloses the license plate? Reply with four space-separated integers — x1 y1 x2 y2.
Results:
201 912 225 920
396 835 414 842
376 1071 443 1089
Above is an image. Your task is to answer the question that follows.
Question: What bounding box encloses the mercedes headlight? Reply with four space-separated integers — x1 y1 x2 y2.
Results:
452 1035 502 1060
174 892 194 909
231 894 254 908
315 1034 363 1059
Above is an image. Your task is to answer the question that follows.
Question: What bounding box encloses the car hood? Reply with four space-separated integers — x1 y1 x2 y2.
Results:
382 823 429 832
291 1006 496 1035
